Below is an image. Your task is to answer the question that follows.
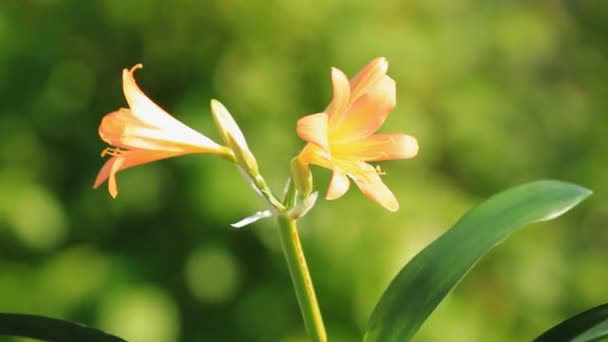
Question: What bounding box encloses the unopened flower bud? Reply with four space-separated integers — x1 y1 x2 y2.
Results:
291 157 313 199
211 99 259 176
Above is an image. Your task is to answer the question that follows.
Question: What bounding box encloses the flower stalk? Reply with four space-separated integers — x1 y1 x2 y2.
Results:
277 217 326 341
273 181 326 341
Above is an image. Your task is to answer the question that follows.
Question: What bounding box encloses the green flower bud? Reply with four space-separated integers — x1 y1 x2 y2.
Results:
291 157 313 199
211 99 259 176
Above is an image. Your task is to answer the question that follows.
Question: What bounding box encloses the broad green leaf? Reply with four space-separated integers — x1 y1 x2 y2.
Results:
0 313 127 342
534 304 608 342
365 180 591 342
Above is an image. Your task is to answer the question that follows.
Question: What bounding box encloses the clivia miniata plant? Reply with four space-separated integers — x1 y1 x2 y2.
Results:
0 58 605 342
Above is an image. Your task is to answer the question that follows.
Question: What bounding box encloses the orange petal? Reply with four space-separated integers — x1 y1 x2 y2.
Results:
101 102 224 154
335 134 418 161
326 68 351 125
331 75 396 141
118 134 190 152
349 57 389 101
93 150 185 197
326 170 350 200
107 156 124 198
351 164 399 211
121 126 223 153
94 156 118 190
98 108 147 148
298 143 332 170
122 65 198 135
296 112 329 150
93 156 125 198
122 65 169 127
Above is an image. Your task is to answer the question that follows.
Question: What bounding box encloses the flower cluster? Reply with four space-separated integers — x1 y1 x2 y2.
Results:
95 58 418 214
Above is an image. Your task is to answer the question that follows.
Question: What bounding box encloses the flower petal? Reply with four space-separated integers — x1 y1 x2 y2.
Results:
94 156 118 191
349 57 389 101
98 108 145 148
350 163 399 212
93 150 185 197
122 65 207 139
107 156 124 198
122 65 174 127
296 112 329 150
326 170 350 200
100 95 226 155
93 156 125 198
326 67 351 125
121 126 224 153
334 134 418 161
331 75 396 141
298 143 332 170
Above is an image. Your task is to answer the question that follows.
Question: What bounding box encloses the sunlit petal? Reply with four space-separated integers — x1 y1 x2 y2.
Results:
122 126 223 152
94 156 117 190
94 150 186 197
296 113 329 150
326 170 350 200
335 134 418 161
107 156 124 198
122 65 206 138
351 163 399 212
326 68 351 125
331 76 396 141
298 143 332 169
98 108 144 148
349 57 388 101
122 65 174 127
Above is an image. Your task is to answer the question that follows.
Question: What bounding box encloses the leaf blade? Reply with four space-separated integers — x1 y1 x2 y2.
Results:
534 304 608 342
365 180 592 342
0 313 127 342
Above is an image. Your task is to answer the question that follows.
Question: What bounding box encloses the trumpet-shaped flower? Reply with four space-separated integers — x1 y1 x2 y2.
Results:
94 64 233 198
296 58 418 211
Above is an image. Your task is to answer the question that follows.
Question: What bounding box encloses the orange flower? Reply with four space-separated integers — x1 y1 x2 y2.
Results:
296 58 418 211
94 64 233 198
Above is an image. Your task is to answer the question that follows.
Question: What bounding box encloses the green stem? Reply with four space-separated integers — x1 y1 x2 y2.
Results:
277 216 327 342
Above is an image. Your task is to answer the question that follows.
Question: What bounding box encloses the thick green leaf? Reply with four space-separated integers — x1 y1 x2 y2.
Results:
534 304 608 342
0 313 127 342
365 180 591 342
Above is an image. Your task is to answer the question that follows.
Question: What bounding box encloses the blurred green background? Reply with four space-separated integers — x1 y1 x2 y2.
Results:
0 0 607 341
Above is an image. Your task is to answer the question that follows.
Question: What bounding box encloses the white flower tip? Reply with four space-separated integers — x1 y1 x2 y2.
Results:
331 67 347 81
402 135 419 158
376 57 388 71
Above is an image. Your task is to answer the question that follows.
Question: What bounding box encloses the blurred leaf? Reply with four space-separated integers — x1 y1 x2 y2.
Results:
365 180 592 342
0 313 127 342
533 303 608 342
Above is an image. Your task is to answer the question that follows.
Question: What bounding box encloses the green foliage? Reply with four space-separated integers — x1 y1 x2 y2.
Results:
365 180 591 341
0 313 126 342
0 1 606 341
534 304 608 342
